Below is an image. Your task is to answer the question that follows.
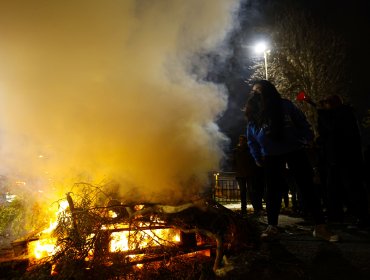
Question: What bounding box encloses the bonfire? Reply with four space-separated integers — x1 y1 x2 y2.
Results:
6 182 259 279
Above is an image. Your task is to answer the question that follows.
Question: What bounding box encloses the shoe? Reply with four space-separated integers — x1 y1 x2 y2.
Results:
348 218 370 230
313 224 340 242
261 225 279 241
251 210 262 219
347 223 358 230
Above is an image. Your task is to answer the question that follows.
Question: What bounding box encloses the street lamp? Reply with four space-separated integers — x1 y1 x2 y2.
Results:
254 42 270 80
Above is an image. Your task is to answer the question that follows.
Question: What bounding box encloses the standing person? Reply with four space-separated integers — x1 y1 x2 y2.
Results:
364 144 370 191
317 95 370 227
245 80 339 242
232 135 264 216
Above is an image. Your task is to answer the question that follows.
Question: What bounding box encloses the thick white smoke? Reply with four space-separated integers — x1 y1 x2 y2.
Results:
0 0 241 203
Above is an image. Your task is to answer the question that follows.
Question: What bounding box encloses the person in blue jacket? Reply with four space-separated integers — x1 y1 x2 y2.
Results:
245 80 339 242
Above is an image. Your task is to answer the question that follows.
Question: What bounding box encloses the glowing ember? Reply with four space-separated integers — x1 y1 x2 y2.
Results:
109 227 181 252
108 210 118 218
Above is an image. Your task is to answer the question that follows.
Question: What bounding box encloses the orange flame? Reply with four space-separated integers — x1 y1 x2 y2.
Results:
28 200 69 260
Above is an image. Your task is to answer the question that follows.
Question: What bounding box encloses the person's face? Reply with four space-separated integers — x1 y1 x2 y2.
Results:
251 84 262 94
323 101 331 110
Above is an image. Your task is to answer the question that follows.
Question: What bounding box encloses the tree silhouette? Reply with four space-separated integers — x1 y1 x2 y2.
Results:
247 4 350 131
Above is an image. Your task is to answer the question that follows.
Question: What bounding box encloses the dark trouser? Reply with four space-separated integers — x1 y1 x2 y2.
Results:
237 174 264 214
264 149 325 226
326 163 369 222
237 177 248 214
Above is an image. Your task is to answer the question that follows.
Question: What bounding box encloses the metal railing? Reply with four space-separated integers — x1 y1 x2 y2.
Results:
210 172 240 205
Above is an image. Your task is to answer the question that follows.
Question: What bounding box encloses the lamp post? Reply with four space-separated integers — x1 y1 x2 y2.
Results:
254 42 270 80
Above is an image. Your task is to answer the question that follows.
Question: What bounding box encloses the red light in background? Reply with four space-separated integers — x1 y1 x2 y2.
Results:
296 91 306 101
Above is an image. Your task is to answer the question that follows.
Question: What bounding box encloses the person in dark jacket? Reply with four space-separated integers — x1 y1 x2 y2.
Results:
317 95 370 227
245 80 339 242
364 144 370 191
233 135 265 216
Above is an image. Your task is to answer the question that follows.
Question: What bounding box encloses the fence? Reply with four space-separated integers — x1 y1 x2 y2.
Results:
210 172 241 205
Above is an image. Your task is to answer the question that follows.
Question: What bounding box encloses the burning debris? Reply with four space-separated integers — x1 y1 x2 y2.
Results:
3 182 259 279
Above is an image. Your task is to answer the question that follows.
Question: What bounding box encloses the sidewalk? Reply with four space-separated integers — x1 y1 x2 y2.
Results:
229 210 370 280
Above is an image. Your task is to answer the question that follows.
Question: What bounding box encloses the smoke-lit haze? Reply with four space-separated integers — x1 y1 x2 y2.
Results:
0 0 240 203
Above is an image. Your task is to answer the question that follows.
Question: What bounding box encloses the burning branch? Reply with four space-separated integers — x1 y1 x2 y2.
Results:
66 192 79 233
